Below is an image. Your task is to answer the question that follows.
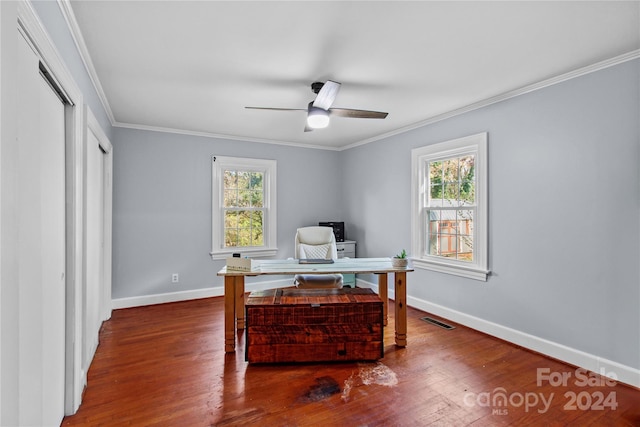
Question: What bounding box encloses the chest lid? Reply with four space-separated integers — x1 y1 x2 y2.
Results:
246 287 381 307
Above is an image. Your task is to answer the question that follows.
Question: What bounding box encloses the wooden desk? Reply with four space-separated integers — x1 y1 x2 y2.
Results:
217 258 414 353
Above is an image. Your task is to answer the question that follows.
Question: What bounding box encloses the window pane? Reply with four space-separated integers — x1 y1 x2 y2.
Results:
224 209 265 248
248 172 263 190
222 168 266 247
443 182 459 206
439 232 457 257
457 237 473 261
426 154 477 261
224 189 237 208
238 190 252 207
438 210 457 257
251 210 264 229
429 160 445 204
250 190 263 208
224 228 238 247
457 210 474 237
442 158 458 182
430 184 443 203
425 208 476 262
427 210 440 256
460 155 475 205
224 170 237 185
459 155 475 181
251 211 264 245
237 171 251 190
225 171 264 208
459 181 475 205
250 211 264 246
238 228 251 246
224 210 238 228
237 209 250 229
457 210 474 261
251 233 263 246
429 161 442 183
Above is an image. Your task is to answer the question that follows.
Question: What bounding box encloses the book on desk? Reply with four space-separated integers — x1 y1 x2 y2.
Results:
297 258 335 265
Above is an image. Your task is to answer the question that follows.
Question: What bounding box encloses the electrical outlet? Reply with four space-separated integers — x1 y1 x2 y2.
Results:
172 273 179 283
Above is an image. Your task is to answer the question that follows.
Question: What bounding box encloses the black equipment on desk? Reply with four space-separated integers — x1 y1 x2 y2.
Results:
319 221 344 242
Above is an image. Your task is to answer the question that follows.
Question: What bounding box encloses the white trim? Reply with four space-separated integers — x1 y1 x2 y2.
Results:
111 277 291 309
341 50 640 151
17 0 86 415
356 276 640 389
56 0 115 125
115 121 342 152
408 294 640 389
210 156 277 260
411 132 489 281
112 287 222 310
411 258 490 281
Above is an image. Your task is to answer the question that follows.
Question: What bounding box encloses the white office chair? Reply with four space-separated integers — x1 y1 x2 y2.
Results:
294 226 343 289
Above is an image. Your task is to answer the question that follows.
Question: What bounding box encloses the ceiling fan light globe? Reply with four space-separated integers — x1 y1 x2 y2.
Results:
307 110 330 129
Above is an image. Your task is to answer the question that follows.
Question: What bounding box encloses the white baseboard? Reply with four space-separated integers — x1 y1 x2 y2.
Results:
111 278 293 310
356 278 640 388
112 277 639 388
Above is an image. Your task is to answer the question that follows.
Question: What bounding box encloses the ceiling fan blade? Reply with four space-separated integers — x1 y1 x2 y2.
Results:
312 80 341 110
245 107 306 112
329 108 388 119
304 124 314 132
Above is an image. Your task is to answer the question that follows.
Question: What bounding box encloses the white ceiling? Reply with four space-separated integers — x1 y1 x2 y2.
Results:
66 1 640 150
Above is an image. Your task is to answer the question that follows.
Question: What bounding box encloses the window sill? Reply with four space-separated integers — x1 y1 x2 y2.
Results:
210 248 278 261
412 258 489 281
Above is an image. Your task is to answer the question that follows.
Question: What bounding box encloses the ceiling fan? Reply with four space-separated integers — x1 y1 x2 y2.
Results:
245 80 388 132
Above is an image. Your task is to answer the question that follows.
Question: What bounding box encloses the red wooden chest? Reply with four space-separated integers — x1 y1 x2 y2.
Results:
245 287 384 363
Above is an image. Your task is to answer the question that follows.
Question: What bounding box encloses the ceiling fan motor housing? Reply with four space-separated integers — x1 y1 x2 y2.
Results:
311 81 325 94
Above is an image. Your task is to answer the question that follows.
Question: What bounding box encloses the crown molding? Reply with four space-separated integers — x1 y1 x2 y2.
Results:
113 121 342 151
341 49 640 151
54 1 639 151
57 0 115 125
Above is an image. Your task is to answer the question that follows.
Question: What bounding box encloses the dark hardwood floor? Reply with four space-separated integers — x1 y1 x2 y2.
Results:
62 294 640 426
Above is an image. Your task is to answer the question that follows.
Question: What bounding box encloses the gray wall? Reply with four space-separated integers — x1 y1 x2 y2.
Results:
341 59 640 370
111 128 343 299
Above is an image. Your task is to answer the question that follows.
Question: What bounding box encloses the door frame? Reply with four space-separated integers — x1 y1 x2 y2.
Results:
18 2 86 415
83 106 113 366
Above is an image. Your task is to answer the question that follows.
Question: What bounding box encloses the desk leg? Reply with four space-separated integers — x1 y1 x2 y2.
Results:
224 276 236 352
394 272 407 347
377 273 388 326
235 276 245 330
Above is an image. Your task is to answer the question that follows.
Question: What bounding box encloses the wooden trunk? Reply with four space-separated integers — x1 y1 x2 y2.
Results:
245 288 384 363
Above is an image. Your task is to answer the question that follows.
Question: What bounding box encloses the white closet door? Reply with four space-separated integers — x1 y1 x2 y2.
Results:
39 74 66 425
17 31 66 426
85 130 105 369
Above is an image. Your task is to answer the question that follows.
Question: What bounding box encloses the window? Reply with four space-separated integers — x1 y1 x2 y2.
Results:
211 156 277 259
411 133 489 280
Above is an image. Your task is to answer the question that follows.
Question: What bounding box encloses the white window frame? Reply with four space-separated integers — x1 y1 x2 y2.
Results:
210 156 277 259
411 133 489 281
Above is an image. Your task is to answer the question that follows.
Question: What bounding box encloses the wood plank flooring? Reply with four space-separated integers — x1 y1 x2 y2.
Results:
62 295 640 426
